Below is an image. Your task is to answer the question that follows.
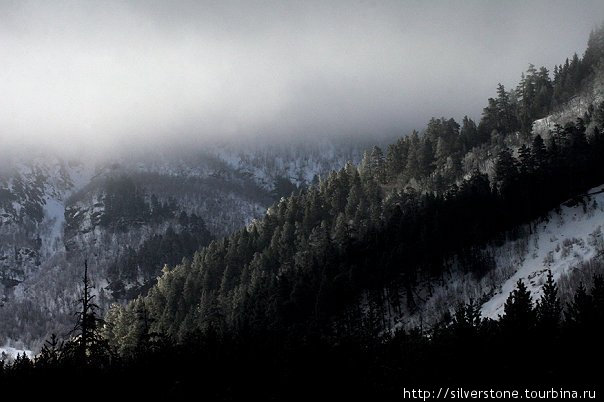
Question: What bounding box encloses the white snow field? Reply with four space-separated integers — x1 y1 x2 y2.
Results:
481 184 604 318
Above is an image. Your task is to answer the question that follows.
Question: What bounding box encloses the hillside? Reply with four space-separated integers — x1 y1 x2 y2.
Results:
390 183 604 331
0 140 365 351
481 185 604 318
104 24 604 341
2 16 604 401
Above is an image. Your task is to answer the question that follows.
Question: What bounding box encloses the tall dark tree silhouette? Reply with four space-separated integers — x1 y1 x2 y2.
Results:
36 334 63 369
536 270 561 331
565 282 594 330
68 260 110 367
502 279 535 333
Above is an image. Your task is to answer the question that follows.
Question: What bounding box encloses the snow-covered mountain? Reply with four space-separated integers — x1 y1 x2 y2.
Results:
0 140 366 351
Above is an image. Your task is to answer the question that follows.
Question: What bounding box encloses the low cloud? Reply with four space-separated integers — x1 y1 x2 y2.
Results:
1 0 603 157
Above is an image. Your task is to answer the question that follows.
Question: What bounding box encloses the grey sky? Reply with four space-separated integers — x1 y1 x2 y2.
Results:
1 0 603 155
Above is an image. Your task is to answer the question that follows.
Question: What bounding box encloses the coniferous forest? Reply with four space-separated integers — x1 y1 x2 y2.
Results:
2 6 604 401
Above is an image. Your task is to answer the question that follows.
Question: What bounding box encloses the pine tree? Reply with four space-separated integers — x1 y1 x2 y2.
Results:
479 98 499 139
536 270 561 331
534 66 552 117
502 279 535 332
370 146 386 183
451 299 481 337
11 352 34 375
435 137 450 170
460 115 479 150
518 144 533 175
359 150 373 182
493 147 518 196
516 65 539 133
385 138 408 181
565 283 594 329
404 131 420 180
332 212 350 251
496 83 515 133
418 138 436 177
67 260 110 367
37 333 63 369
531 134 547 171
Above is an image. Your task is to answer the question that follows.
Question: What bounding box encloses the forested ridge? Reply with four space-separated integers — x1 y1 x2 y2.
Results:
2 23 604 400
104 23 604 343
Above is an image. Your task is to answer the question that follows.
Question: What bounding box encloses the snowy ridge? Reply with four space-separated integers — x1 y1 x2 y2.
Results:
480 184 604 318
386 184 604 332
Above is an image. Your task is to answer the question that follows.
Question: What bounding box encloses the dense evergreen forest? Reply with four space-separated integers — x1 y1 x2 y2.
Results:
2 24 604 399
2 268 603 399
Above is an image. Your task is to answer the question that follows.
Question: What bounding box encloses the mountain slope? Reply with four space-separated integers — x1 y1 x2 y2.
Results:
390 184 604 331
481 185 604 318
103 25 604 350
0 142 365 350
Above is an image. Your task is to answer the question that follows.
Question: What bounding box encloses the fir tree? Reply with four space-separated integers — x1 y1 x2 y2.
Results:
67 260 110 367
531 134 547 171
451 299 481 337
536 270 561 331
565 283 594 329
502 279 535 332
496 83 515 133
37 334 63 369
493 147 518 196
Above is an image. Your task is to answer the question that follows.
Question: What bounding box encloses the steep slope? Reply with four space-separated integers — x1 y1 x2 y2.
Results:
103 26 604 350
0 142 365 351
481 186 604 318
0 157 90 288
392 184 604 331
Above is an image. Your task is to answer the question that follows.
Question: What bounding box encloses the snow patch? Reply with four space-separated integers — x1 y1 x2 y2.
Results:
42 196 65 251
0 345 32 360
481 185 604 319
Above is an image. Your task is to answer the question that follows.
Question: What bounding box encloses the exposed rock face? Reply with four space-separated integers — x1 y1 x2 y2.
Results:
0 141 363 350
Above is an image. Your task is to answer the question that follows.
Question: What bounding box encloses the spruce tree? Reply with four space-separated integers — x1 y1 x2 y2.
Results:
404 131 420 180
502 279 535 332
67 260 110 367
451 299 481 338
460 115 479 150
493 147 518 197
418 138 436 177
370 146 386 183
536 270 561 331
37 334 63 369
565 283 594 329
531 134 547 171
518 144 533 175
496 83 515 133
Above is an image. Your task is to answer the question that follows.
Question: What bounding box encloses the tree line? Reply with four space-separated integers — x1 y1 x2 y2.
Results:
2 21 604 400
1 266 602 399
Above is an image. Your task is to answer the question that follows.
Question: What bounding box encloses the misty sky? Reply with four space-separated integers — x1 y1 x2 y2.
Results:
1 0 604 155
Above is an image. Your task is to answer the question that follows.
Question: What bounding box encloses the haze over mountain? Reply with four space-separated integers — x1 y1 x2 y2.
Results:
2 2 604 399
2 0 604 157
